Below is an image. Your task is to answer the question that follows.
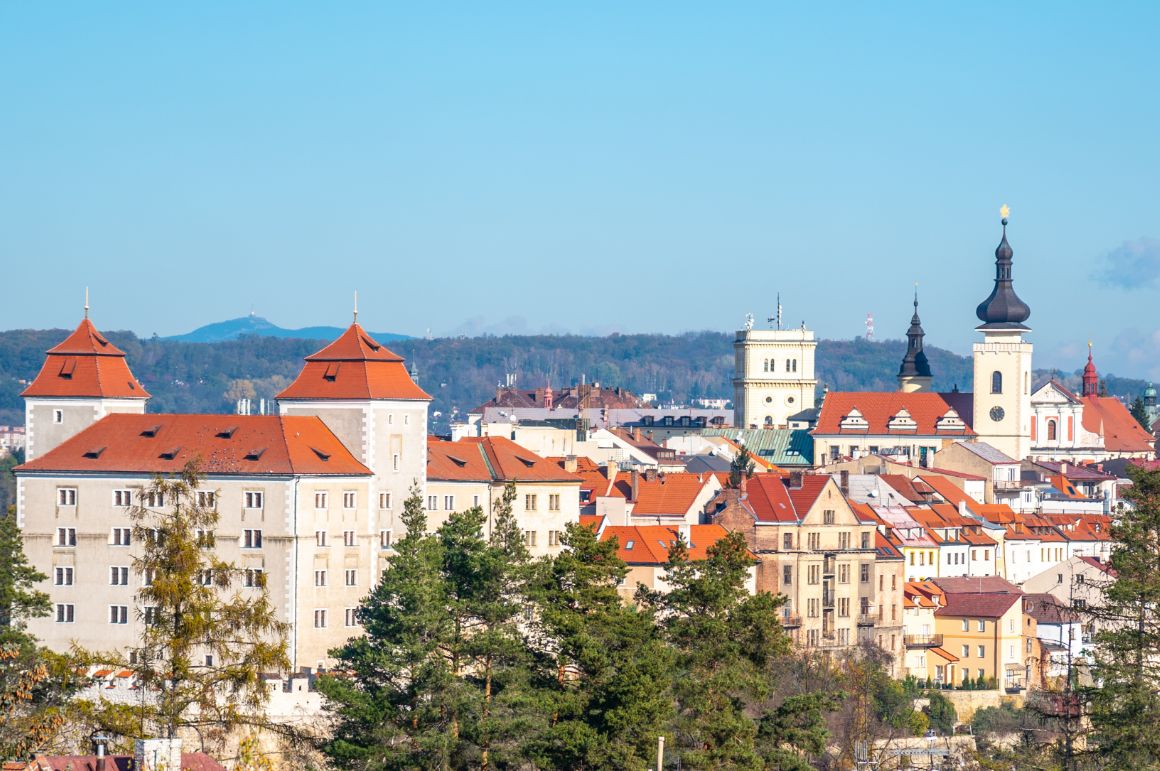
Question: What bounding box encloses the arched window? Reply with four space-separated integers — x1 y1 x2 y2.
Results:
991 371 1003 394
1047 419 1057 441
764 416 774 427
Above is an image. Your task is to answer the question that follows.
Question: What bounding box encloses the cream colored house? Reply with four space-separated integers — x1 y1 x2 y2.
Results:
425 436 582 557
732 323 818 430
599 523 755 601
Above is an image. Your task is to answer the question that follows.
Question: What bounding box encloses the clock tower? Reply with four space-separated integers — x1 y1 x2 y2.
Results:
972 207 1033 460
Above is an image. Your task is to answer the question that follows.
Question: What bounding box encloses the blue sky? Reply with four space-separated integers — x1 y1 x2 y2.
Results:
3 3 1158 378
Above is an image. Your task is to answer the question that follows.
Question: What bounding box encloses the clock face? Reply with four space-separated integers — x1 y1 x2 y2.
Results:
989 406 1006 422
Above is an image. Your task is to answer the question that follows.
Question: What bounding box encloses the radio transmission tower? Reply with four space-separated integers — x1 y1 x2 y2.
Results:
865 313 875 341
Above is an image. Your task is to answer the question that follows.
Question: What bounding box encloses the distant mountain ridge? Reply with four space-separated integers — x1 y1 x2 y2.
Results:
165 315 410 343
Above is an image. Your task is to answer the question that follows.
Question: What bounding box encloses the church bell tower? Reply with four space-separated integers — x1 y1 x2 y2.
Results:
898 286 933 393
972 206 1033 460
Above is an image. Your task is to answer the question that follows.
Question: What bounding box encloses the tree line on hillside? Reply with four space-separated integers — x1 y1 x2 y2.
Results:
5 327 1140 433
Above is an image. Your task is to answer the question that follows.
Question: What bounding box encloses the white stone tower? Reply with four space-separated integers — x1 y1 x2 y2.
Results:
732 306 817 429
971 206 1033 460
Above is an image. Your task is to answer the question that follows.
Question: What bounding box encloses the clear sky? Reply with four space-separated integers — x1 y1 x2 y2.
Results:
3 3 1158 378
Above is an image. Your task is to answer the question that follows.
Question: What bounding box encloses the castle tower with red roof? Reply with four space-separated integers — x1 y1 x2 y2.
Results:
1081 343 1099 397
972 207 1034 461
22 309 149 461
277 316 431 538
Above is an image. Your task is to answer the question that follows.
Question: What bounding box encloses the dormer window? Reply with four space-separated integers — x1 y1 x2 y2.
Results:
839 408 869 431
58 358 77 379
323 363 340 382
935 409 965 431
887 409 917 432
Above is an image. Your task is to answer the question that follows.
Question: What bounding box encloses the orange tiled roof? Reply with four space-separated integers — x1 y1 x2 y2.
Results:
277 323 430 401
1081 395 1155 453
630 472 716 517
814 391 975 436
17 414 371 476
600 524 736 564
579 514 605 531
427 436 582 483
787 474 831 516
744 474 801 523
22 318 150 399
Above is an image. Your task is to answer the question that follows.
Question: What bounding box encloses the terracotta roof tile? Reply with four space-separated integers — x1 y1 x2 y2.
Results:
935 591 1021 619
815 391 975 436
427 437 582 483
744 474 801 523
277 323 430 401
630 473 717 517
17 414 370 476
1081 395 1155 453
22 319 150 399
600 524 736 564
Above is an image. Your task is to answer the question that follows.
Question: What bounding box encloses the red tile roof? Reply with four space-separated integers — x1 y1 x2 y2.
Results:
630 473 716 517
427 436 582 483
600 524 736 564
814 392 975 436
1078 556 1118 577
744 474 801 523
22 319 150 399
787 474 831 516
277 323 431 401
18 414 370 476
934 591 1022 619
1081 395 1154 453
879 474 925 503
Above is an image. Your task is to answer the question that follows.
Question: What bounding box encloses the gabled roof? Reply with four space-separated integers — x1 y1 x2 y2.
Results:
427 436 582 483
1023 593 1080 624
814 392 975 436
935 591 1022 619
957 441 1018 465
22 318 150 399
879 474 924 503
875 530 903 560
17 414 370 476
933 575 1021 595
600 524 735 565
744 473 800 523
1078 556 1118 577
277 323 430 401
631 473 717 516
787 474 831 516
1080 395 1155 453
699 428 814 466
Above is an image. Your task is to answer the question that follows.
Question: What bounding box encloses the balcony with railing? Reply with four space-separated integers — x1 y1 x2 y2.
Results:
857 613 877 627
904 633 944 648
780 613 803 628
822 590 835 607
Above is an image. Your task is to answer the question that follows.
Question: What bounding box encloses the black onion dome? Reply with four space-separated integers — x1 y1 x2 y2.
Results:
899 289 933 379
976 217 1031 329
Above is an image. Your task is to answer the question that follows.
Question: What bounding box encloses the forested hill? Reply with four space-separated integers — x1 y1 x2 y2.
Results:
0 329 1140 433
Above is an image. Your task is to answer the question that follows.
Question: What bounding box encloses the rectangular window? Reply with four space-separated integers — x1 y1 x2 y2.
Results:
197 491 217 508
313 609 327 628
427 495 437 510
109 605 128 624
525 494 538 511
978 644 986 658
473 495 480 507
142 568 156 586
861 532 871 549
379 530 392 550
53 409 63 424
392 453 399 472
860 563 870 583
548 530 561 547
195 529 215 548
314 570 327 587
379 492 392 509
783 565 793 585
345 569 357 587
315 491 328 509
783 533 793 550
243 529 263 549
343 530 356 547
54 566 74 586
549 494 561 511
244 568 265 588
316 530 328 547
57 487 77 506
961 619 969 632
838 597 849 617
807 533 820 550
961 644 970 658
198 569 213 587
110 566 129 585
113 489 133 507
838 564 849 584
345 608 358 627
55 528 76 547
111 527 131 546
55 603 75 623
808 565 820 585
823 509 835 525
977 619 986 632
443 495 454 511
343 491 357 509
144 606 159 626
143 491 165 508
244 491 264 509
839 532 850 550
524 530 537 547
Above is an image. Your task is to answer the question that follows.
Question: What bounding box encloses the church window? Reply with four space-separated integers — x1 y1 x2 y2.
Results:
1047 420 1057 441
991 371 1003 394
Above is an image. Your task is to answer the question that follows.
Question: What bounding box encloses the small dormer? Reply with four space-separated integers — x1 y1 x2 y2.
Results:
840 408 869 432
887 408 917 432
935 409 965 432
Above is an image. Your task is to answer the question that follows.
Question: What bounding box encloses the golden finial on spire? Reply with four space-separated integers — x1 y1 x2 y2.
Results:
1000 203 1010 220
84 287 90 319
353 291 359 324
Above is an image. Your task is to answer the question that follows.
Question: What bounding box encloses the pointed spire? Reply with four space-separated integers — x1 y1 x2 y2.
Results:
1082 341 1099 397
976 204 1031 329
353 290 359 324
84 287 90 319
898 282 932 383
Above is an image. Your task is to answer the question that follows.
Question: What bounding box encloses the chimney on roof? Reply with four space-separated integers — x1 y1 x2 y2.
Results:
644 467 658 483
740 473 749 497
789 471 804 489
633 426 643 441
563 455 577 473
1061 462 1068 475
631 468 640 502
839 470 850 497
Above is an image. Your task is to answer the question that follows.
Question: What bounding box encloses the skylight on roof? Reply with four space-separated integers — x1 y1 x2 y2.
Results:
83 446 106 459
311 447 331 461
245 447 267 461
516 456 537 468
323 363 340 381
448 455 468 467
159 447 182 460
625 540 635 549
141 425 161 438
217 426 238 439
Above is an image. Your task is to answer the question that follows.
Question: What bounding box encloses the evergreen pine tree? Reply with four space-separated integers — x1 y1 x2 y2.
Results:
1086 466 1160 765
0 508 50 651
524 521 674 770
1130 396 1151 431
729 443 757 489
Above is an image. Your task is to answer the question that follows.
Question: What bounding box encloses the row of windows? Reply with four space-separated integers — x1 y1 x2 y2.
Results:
57 488 234 509
314 608 363 628
59 526 397 551
55 565 267 588
315 530 360 547
760 358 799 373
312 492 359 509
423 494 565 513
313 569 360 587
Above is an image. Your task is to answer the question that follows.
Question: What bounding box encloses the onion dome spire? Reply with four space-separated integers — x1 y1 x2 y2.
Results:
1082 342 1099 397
975 205 1032 329
898 284 932 379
